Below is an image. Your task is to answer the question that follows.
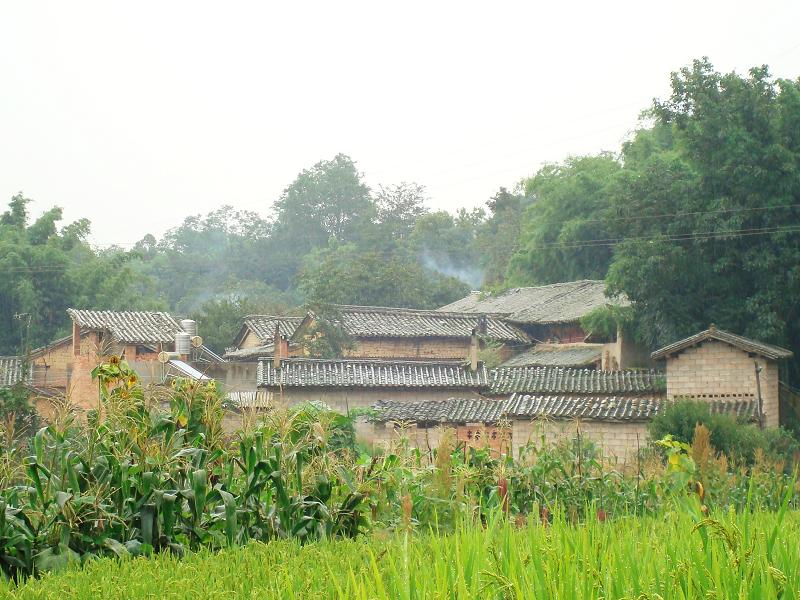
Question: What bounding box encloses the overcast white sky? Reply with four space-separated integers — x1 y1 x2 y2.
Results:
1 1 799 247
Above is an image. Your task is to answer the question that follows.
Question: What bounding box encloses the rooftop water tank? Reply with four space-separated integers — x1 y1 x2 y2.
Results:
180 319 197 337
175 332 192 355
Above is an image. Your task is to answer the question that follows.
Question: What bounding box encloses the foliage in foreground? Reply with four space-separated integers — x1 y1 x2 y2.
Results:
1 359 799 583
3 509 799 599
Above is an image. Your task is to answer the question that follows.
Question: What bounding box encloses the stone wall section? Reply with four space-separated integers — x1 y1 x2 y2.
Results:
511 419 648 465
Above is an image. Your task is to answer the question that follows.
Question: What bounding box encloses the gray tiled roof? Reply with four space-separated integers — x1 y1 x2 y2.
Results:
67 309 183 344
651 327 793 361
241 315 305 345
0 356 30 387
224 344 275 360
489 366 664 396
258 358 489 389
438 280 627 325
371 394 758 424
323 306 530 343
500 345 603 367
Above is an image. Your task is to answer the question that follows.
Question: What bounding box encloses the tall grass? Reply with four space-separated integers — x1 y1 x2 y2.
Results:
3 509 798 599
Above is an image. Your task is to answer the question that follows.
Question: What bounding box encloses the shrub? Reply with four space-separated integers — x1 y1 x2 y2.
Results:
649 399 800 465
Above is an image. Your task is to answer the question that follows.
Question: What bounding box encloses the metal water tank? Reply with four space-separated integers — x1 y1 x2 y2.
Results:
180 319 197 337
175 332 192 355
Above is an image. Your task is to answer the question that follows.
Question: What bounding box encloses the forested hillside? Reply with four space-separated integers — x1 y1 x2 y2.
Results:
2 58 799 370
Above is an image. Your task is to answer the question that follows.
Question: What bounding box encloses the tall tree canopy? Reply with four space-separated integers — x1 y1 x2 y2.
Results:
508 155 619 285
607 59 800 351
0 194 158 353
506 58 800 368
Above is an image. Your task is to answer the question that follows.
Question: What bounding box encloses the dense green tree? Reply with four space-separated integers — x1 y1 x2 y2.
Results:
507 154 620 285
190 284 298 353
297 243 468 309
0 194 157 354
477 187 530 288
375 182 429 242
607 59 800 354
266 154 376 289
137 206 272 311
407 208 486 288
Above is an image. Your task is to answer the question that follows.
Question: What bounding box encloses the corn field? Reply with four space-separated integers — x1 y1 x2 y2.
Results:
0 359 799 594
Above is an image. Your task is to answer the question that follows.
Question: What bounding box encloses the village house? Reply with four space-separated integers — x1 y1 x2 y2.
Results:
651 325 793 428
223 306 530 399
227 306 530 362
224 315 305 394
360 326 792 462
255 356 489 416
439 280 650 370
29 309 224 416
363 366 668 459
365 393 758 462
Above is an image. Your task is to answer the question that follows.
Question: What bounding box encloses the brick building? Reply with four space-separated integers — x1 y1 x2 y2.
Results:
651 326 793 428
439 280 650 369
366 393 758 463
364 366 670 461
223 306 530 396
294 305 530 361
224 315 305 393
29 309 223 415
253 357 489 416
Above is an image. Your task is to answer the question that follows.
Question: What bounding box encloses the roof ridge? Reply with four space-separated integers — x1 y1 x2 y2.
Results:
270 357 474 366
651 327 793 361
334 304 506 318
244 314 304 320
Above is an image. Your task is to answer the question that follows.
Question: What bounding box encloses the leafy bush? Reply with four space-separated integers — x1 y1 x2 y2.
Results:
648 400 800 465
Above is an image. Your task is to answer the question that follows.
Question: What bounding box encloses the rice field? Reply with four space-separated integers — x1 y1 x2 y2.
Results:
3 509 798 599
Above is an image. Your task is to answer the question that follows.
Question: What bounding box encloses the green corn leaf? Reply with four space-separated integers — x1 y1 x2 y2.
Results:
220 490 237 547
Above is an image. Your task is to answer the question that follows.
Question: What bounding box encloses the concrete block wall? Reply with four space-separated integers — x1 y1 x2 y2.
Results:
665 340 779 427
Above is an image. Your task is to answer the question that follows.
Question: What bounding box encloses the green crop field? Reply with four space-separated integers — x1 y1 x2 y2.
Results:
3 509 798 599
2 366 799 598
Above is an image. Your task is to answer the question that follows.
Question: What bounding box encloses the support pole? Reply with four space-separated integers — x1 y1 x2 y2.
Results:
754 361 765 429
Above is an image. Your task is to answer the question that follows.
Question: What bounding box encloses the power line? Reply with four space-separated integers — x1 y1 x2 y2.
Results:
525 224 800 251
3 208 800 274
73 201 800 249
577 202 800 225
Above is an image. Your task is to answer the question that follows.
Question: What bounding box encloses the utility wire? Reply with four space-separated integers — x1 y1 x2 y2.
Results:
573 202 800 225
524 224 800 251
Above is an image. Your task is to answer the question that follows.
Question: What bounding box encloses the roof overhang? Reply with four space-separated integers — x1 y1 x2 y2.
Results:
651 327 793 362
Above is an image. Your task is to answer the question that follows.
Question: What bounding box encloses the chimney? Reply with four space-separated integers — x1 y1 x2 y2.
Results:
469 328 479 371
72 321 81 356
273 324 282 369
477 314 488 336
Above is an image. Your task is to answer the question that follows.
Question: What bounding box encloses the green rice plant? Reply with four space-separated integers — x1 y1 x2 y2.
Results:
2 509 799 599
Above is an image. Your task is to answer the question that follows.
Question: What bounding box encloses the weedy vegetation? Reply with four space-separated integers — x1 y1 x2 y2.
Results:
0 358 798 597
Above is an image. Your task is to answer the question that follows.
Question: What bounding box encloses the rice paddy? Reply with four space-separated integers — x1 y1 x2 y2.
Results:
3 509 798 599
